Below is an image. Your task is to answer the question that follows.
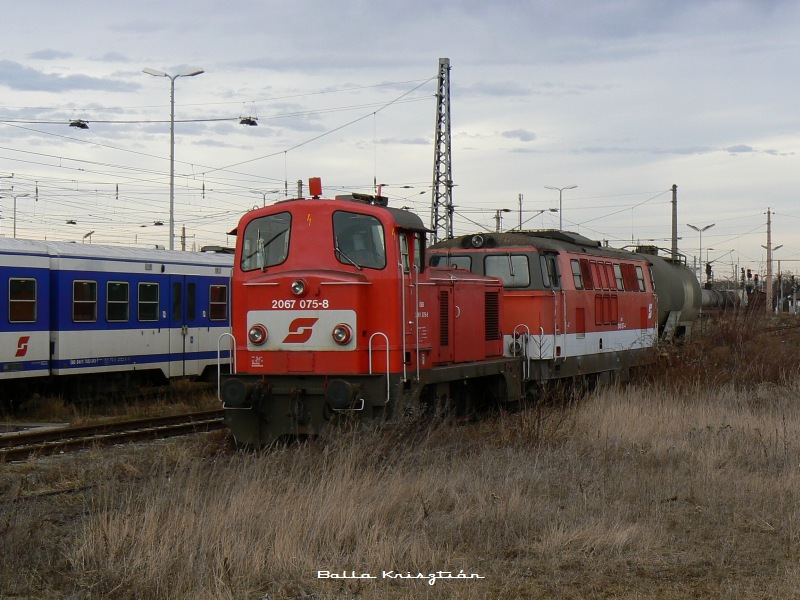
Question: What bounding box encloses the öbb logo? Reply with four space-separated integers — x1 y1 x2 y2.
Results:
15 336 30 357
283 318 319 343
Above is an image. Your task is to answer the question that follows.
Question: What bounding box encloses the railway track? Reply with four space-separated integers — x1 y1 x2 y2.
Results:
0 409 225 462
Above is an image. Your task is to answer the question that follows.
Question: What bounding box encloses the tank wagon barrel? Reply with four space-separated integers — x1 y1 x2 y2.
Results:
633 247 701 340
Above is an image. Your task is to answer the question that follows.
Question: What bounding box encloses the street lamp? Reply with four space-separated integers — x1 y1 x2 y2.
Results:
142 66 205 250
687 223 715 282
0 189 31 238
544 185 577 231
251 189 280 208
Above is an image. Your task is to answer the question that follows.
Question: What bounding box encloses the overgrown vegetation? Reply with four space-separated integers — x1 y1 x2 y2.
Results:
6 379 219 423
2 314 800 599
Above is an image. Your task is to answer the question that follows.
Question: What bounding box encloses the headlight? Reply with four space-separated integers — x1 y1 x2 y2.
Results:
290 279 307 296
332 324 352 345
248 324 268 345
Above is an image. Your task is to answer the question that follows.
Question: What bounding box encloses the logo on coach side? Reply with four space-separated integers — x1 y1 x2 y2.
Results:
15 336 30 357
283 318 319 343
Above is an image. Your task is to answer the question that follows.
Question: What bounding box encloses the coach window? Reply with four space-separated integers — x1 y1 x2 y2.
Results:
172 283 183 322
187 283 197 321
107 281 129 322
138 283 159 322
486 254 530 288
73 281 97 322
333 211 386 270
429 254 471 270
539 254 560 289
9 278 36 323
241 212 291 271
210 285 228 320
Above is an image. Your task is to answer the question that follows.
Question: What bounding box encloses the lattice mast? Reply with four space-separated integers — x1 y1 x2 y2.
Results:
430 58 453 244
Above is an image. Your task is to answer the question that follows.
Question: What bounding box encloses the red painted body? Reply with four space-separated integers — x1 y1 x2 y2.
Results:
221 191 699 447
222 194 513 445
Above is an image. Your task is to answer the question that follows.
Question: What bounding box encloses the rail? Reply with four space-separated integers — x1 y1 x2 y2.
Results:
0 410 224 463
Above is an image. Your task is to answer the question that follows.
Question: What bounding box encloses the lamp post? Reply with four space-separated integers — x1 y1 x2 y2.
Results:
544 185 577 231
0 190 30 238
251 189 280 208
687 223 715 283
142 67 204 250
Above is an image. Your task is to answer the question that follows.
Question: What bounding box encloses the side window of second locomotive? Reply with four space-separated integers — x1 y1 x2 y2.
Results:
429 254 472 270
540 255 560 289
485 254 530 288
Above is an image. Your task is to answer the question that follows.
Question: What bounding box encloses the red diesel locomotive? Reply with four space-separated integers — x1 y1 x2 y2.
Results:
220 182 699 446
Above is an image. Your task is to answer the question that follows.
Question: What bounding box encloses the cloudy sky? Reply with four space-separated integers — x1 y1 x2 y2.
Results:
1 0 798 279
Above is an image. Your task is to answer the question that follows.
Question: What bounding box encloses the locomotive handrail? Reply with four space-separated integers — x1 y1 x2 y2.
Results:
559 290 568 363
539 327 546 360
217 332 237 403
369 331 391 403
414 263 420 382
399 261 408 383
512 324 531 381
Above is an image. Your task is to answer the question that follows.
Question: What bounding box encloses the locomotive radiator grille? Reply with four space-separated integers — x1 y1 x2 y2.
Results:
485 292 500 341
439 291 449 346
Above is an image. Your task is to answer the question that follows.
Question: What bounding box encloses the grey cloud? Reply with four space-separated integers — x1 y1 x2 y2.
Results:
726 145 755 153
0 61 138 92
95 52 130 63
27 49 73 60
502 129 536 142
377 137 430 146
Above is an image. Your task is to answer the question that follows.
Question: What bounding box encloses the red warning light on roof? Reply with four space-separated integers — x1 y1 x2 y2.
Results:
309 177 322 198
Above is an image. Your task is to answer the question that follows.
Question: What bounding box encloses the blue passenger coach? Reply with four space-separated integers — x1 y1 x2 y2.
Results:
0 239 232 397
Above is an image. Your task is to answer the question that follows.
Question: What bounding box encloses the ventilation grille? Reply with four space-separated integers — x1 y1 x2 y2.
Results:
439 291 449 346
485 292 500 340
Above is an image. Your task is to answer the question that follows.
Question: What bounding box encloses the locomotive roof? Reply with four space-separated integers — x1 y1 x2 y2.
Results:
431 230 643 260
231 194 429 235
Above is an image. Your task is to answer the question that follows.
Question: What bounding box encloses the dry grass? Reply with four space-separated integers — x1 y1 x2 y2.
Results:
3 314 800 599
5 379 219 424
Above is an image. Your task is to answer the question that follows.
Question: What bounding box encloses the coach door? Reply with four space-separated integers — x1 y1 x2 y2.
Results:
168 275 200 377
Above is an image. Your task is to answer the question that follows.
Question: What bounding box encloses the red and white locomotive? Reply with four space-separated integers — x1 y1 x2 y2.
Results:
220 180 699 445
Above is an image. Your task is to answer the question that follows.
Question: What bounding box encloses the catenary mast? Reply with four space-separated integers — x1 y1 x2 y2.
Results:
430 58 453 244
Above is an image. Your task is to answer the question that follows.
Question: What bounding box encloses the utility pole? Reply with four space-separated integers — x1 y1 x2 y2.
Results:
518 193 523 230
671 184 678 261
430 58 453 244
762 209 782 315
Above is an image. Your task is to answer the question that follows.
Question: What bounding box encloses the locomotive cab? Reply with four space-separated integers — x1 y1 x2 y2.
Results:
221 186 518 446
